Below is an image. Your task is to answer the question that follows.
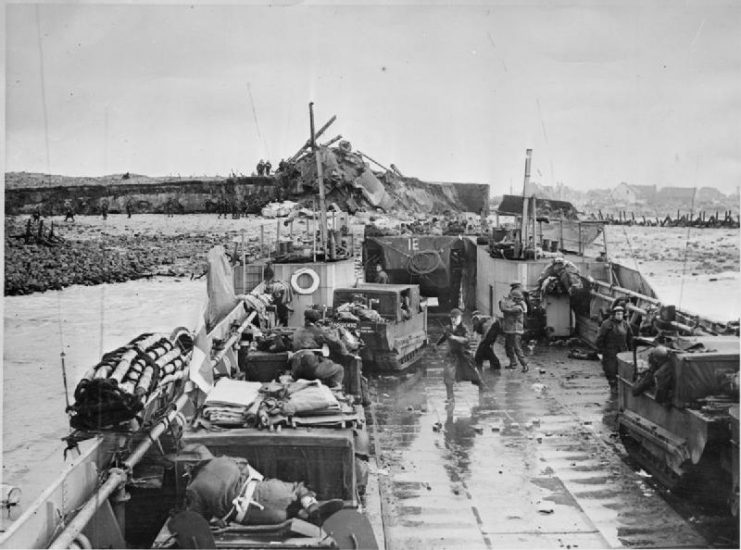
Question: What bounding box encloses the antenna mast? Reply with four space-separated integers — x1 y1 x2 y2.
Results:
309 102 328 257
519 149 533 258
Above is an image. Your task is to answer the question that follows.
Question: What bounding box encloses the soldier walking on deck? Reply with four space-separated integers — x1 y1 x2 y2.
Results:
499 288 529 372
436 308 483 402
596 305 633 389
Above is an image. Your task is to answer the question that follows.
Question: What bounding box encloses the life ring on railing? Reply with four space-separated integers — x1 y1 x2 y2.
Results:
69 533 93 549
290 268 321 295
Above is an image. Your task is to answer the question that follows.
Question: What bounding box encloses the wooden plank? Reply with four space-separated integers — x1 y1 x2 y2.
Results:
183 427 354 448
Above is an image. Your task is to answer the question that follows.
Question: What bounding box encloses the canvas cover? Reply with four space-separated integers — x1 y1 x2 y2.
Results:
187 431 356 501
206 246 238 330
496 195 580 220
672 337 740 408
365 236 475 288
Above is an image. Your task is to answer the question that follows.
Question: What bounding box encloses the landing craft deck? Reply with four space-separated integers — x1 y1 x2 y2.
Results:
369 334 717 549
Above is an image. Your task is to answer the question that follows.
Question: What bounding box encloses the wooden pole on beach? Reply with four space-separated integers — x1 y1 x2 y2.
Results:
309 102 328 258
559 219 564 249
276 219 281 254
288 115 336 162
312 211 317 262
241 230 246 292
260 224 265 259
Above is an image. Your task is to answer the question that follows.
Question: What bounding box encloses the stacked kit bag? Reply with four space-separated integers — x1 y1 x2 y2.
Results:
69 328 193 430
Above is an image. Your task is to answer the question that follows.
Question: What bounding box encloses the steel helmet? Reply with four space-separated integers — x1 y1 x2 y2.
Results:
650 345 670 362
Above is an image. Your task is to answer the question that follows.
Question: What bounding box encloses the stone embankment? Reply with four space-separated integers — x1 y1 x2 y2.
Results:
4 217 241 295
3 214 366 296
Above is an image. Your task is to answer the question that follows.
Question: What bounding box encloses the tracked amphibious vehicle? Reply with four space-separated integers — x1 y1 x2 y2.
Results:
333 283 429 372
473 149 739 516
616 339 739 512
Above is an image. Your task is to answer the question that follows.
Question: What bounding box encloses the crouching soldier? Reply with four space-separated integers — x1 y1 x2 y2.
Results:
471 311 502 370
185 456 343 527
290 309 347 389
632 346 673 405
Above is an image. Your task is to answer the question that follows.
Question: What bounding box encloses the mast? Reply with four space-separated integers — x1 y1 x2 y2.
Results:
309 102 328 257
519 149 532 258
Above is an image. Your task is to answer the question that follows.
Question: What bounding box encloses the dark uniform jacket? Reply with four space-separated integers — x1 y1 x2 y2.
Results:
595 319 633 355
499 298 526 334
475 316 502 346
437 323 470 357
292 324 348 357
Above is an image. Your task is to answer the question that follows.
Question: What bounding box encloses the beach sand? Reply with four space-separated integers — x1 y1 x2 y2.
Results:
5 213 739 319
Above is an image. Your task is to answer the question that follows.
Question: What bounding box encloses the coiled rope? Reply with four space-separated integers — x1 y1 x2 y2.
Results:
407 250 443 276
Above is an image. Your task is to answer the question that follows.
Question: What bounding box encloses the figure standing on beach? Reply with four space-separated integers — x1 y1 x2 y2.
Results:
499 287 529 372
100 200 109 220
596 304 633 389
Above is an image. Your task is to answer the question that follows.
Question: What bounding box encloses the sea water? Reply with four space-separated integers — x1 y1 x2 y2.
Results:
2 278 206 513
2 262 738 519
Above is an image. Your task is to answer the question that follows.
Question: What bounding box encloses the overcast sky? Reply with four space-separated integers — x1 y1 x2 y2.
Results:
5 1 741 194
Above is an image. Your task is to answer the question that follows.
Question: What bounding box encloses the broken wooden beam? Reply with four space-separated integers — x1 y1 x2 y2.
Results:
288 115 337 162
356 150 390 172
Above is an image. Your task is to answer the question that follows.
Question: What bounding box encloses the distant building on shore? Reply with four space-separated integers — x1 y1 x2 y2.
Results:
656 186 699 207
610 182 657 205
695 186 728 205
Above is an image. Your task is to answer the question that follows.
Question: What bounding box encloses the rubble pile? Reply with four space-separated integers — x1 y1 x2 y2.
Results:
279 140 470 215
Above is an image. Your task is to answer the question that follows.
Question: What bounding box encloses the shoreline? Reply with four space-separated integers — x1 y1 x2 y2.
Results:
4 213 739 319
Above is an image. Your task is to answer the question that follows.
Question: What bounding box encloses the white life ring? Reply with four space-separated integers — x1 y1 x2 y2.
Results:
290 267 321 295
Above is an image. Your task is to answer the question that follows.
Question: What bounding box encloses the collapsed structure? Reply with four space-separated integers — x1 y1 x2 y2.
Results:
5 139 488 217
261 136 488 216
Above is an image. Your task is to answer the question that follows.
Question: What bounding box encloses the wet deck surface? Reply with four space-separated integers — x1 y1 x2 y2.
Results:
368 329 734 549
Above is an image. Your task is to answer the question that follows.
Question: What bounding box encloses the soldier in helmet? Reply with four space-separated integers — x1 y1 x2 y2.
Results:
290 309 347 388
183 455 343 529
632 346 671 397
499 287 529 372
436 308 483 402
596 304 634 389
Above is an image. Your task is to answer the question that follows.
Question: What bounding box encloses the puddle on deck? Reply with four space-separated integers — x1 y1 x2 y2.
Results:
367 327 732 549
